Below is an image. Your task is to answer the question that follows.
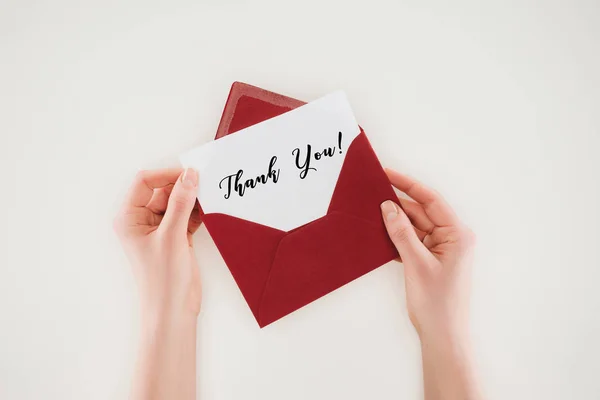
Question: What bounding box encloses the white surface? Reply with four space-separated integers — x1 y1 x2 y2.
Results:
1 1 599 399
180 91 360 231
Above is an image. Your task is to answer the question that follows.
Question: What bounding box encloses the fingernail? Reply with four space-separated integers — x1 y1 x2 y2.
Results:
381 200 399 222
181 168 198 188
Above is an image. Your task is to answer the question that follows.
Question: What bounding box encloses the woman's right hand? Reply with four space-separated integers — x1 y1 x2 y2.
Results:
380 169 476 342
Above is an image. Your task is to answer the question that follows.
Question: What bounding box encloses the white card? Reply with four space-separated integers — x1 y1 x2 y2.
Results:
179 91 361 232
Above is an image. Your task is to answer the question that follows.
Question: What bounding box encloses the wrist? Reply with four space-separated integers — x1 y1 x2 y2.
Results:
417 318 470 348
419 326 473 361
133 305 198 400
419 324 482 400
140 306 198 337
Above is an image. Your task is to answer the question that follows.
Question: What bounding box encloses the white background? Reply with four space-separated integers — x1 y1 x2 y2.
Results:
1 1 598 399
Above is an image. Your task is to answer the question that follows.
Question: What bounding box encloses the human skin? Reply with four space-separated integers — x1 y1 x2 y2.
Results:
115 166 482 400
114 168 202 400
380 169 482 400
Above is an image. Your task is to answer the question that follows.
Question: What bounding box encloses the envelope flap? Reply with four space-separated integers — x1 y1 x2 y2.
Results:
258 212 397 327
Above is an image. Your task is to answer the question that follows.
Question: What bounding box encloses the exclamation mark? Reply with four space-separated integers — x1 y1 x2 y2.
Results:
338 131 343 154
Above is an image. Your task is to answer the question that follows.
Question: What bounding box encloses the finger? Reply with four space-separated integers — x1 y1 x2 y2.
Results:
423 233 436 250
151 187 201 233
146 185 174 215
386 169 458 227
160 168 199 235
423 225 473 256
187 200 203 235
381 200 433 266
125 169 183 208
414 225 427 242
398 197 435 234
114 206 162 235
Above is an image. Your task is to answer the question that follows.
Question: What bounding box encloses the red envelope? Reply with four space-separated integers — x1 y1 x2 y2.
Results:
204 82 398 327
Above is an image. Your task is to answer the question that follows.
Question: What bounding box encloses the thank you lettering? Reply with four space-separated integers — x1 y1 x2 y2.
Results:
219 131 345 199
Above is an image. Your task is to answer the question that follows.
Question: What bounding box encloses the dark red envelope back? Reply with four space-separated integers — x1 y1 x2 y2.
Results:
207 82 398 327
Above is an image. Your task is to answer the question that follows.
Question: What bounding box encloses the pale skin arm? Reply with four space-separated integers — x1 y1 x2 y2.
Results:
114 168 202 400
380 169 482 400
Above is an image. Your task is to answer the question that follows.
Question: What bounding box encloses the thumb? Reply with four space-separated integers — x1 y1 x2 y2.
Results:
381 200 431 266
161 168 198 234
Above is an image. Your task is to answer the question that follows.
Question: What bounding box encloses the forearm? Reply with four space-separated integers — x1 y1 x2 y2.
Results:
420 332 482 400
131 313 197 400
